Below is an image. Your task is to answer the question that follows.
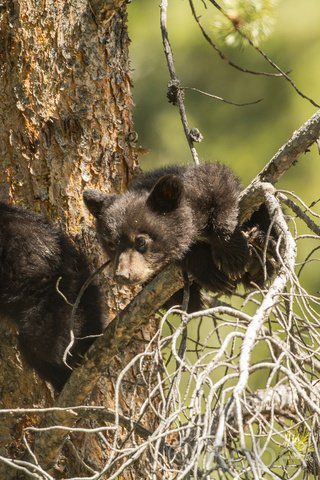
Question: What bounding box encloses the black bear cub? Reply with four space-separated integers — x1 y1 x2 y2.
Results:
0 203 103 391
84 163 278 311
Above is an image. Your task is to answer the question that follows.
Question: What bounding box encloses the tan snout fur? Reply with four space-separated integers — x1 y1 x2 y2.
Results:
114 250 154 285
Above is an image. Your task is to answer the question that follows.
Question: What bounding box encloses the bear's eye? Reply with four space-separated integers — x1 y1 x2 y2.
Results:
106 240 116 252
135 236 147 253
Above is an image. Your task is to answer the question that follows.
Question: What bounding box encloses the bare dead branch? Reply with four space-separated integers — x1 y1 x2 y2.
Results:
26 109 320 478
185 86 263 106
188 0 285 78
0 405 152 441
160 0 200 165
207 0 320 108
62 260 110 366
217 188 296 448
34 263 184 469
278 192 320 237
240 384 301 422
239 109 320 221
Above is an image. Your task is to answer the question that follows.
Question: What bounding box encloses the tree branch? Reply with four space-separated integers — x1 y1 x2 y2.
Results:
34 109 320 472
239 109 320 221
160 0 200 165
207 0 320 108
34 264 183 469
188 0 284 78
223 188 296 450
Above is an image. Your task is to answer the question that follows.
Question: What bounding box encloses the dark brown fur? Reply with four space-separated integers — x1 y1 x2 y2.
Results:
84 164 278 311
0 203 103 391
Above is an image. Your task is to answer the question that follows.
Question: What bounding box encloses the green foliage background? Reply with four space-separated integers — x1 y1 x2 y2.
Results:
128 0 320 194
127 4 320 471
128 0 320 297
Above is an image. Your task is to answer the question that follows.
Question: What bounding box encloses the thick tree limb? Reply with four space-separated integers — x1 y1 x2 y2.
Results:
239 109 320 221
34 264 183 469
257 109 320 183
236 384 300 423
35 110 320 471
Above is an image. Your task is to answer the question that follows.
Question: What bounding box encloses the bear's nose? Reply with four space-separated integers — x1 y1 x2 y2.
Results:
114 270 130 283
114 253 131 283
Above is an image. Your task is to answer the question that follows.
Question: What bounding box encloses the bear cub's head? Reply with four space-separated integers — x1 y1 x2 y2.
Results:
83 175 197 285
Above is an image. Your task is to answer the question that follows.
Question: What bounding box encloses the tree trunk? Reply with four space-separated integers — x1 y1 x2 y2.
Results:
0 1 156 477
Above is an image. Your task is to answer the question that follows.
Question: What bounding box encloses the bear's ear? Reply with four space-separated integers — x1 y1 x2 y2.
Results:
147 175 184 213
83 190 116 218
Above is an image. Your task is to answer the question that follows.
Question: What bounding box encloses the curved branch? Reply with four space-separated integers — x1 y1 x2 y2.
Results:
35 110 320 471
160 0 200 165
236 190 296 395
257 110 320 184
34 263 183 469
229 189 297 450
207 0 320 108
188 0 284 78
239 109 320 221
278 193 320 237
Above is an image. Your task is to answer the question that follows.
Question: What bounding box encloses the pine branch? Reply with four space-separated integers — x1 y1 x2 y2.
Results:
239 109 320 221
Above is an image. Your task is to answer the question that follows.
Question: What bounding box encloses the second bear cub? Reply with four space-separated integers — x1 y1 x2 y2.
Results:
83 163 254 306
0 203 103 391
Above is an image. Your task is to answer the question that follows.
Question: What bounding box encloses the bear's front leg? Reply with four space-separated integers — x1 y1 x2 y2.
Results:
183 242 238 294
209 227 250 279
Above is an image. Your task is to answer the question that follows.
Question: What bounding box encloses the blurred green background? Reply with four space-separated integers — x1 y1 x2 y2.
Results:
128 0 320 296
128 0 320 195
127 4 320 472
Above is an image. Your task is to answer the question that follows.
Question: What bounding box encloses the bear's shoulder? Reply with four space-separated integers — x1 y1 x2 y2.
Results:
128 165 187 193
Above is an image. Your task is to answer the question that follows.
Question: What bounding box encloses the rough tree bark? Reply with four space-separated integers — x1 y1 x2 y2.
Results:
0 1 158 478
1 0 320 477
